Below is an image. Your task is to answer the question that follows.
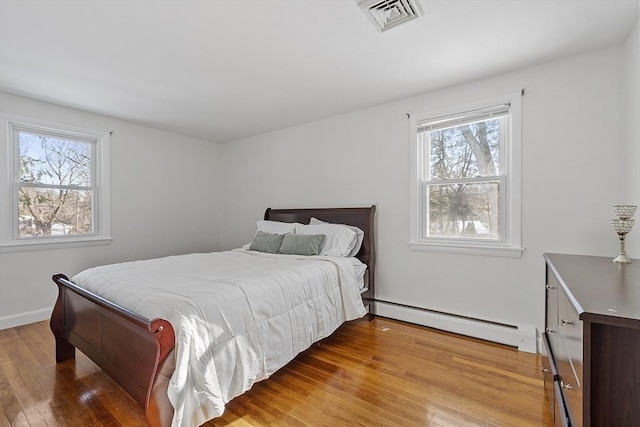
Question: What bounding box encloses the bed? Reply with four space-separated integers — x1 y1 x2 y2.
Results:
50 206 376 427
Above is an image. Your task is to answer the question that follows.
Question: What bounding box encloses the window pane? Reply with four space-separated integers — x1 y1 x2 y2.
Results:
428 118 501 180
19 131 92 186
18 187 93 237
427 181 500 239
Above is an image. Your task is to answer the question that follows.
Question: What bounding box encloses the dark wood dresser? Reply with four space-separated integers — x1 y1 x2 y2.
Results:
542 253 640 427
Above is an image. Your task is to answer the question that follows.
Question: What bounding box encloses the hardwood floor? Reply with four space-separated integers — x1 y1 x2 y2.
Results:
0 317 552 426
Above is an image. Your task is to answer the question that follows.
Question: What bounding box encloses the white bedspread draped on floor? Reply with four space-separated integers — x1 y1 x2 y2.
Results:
71 249 367 427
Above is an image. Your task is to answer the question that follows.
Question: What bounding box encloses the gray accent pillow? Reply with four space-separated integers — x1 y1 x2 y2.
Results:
248 231 285 253
279 233 326 256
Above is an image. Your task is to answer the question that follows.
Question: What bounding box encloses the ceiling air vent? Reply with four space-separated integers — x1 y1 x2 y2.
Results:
358 0 424 32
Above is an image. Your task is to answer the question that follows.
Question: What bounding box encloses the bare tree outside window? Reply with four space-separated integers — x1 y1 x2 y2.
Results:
420 113 507 241
17 131 94 238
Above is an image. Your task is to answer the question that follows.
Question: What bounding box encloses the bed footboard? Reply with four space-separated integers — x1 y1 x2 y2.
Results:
50 274 175 426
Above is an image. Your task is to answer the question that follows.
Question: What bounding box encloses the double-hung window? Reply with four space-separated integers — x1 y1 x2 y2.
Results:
0 115 111 252
409 94 523 257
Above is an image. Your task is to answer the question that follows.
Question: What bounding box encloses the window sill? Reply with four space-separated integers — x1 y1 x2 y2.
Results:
0 236 112 253
409 241 524 258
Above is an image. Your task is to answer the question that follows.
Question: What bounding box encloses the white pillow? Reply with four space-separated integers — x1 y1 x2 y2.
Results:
310 217 364 257
256 220 299 235
295 223 357 257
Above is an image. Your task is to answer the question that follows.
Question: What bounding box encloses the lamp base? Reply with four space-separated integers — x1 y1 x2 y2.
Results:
613 253 632 263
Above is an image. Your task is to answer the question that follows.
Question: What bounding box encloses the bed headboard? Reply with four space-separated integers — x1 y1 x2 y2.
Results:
264 206 376 299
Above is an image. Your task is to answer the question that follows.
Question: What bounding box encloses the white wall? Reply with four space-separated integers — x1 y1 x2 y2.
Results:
624 21 640 256
219 42 637 340
0 93 221 329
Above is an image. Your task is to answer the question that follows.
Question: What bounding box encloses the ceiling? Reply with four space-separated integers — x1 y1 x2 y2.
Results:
0 1 638 143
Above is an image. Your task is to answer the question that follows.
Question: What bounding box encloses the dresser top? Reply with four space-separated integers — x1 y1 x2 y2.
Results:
544 253 640 324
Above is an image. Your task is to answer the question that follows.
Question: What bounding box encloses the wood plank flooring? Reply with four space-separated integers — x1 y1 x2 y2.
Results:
0 317 551 426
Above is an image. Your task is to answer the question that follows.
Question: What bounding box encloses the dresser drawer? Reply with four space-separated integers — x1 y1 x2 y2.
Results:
541 333 557 378
545 268 561 361
556 284 583 427
541 333 559 424
557 285 583 387
553 381 571 427
557 337 583 426
546 268 560 330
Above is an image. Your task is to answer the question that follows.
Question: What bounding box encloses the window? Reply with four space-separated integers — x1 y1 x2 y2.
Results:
0 114 111 252
409 94 523 257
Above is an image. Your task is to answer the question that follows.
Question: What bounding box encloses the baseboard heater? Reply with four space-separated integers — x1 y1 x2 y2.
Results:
374 299 537 353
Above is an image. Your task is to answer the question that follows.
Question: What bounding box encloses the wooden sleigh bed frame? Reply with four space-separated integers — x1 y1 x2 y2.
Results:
50 206 376 426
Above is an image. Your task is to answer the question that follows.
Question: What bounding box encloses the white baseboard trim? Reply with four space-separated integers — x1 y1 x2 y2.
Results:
0 307 51 330
375 301 538 353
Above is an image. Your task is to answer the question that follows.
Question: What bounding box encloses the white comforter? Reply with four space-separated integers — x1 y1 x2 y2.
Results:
71 249 367 427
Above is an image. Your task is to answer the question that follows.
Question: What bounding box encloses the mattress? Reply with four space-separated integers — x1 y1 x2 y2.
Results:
71 249 367 426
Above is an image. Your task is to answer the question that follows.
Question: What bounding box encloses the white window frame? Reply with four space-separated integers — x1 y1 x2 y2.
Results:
409 94 523 258
0 114 111 252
